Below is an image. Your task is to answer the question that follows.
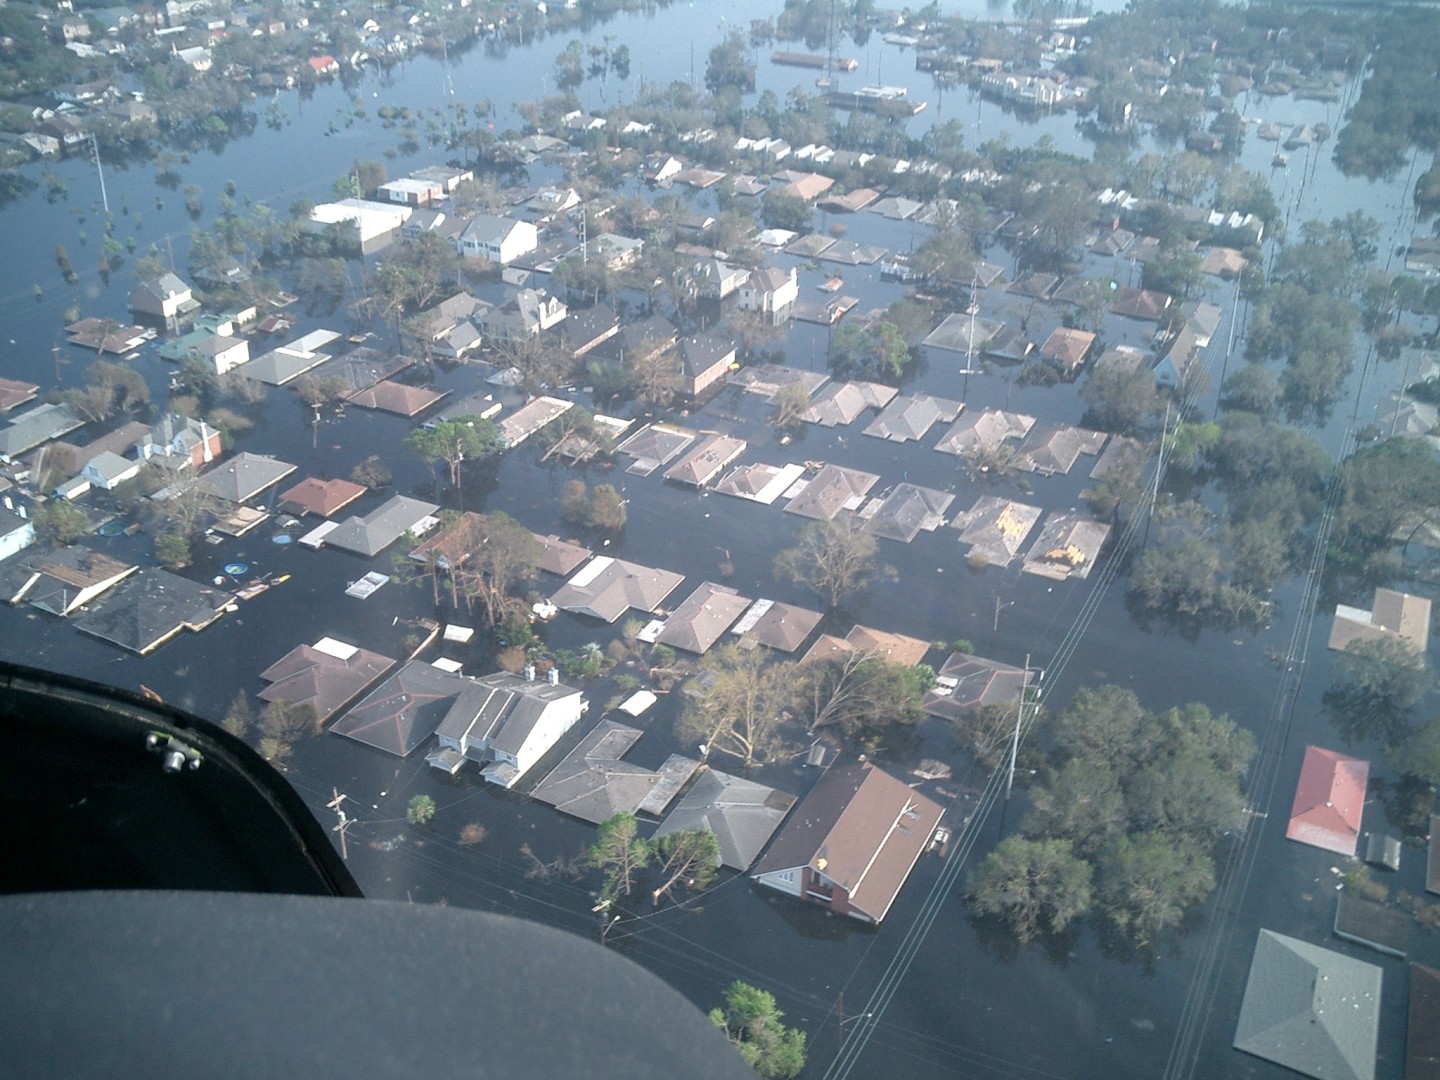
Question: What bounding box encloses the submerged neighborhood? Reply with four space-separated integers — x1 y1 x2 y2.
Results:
4 0 1440 1075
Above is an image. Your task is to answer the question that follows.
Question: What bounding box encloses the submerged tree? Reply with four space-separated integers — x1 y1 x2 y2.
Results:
966 835 1094 942
709 981 807 1079
404 416 500 503
773 518 881 609
589 811 650 903
649 828 720 906
676 644 794 767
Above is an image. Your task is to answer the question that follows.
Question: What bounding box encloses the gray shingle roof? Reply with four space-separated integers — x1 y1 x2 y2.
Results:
1234 930 1381 1080
654 768 797 871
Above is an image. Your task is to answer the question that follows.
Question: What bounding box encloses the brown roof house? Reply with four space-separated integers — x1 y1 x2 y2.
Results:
751 758 943 924
259 637 397 725
1286 746 1369 857
656 583 752 655
330 660 466 757
1 546 137 617
550 556 685 623
678 333 736 399
1328 588 1431 655
663 434 747 488
728 598 823 653
279 477 367 518
1037 327 1096 377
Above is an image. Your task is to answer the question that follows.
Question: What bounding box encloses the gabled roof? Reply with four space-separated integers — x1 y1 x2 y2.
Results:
278 476 367 518
677 333 736 379
1287 745 1369 856
0 377 39 412
1234 930 1381 1080
0 403 83 459
259 639 397 724
195 452 297 503
663 434 747 487
330 660 465 757
1329 588 1431 654
655 768 797 870
1109 286 1172 321
550 556 685 623
751 759 943 924
497 396 573 447
435 670 582 759
656 582 752 654
73 570 228 654
4 546 137 616
325 495 440 558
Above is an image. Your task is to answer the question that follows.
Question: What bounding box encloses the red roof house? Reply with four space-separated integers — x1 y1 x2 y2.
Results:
751 759 942 924
1286 746 1369 856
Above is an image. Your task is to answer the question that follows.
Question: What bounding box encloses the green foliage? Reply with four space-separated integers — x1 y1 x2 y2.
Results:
589 811 650 902
1325 635 1431 747
221 692 253 739
826 321 912 383
975 685 1254 947
650 828 720 906
406 794 436 826
709 981 807 1079
705 30 756 94
677 644 795 767
152 527 189 570
1335 437 1440 561
588 484 627 531
760 192 811 234
404 416 500 493
798 654 930 745
966 836 1094 942
33 501 91 545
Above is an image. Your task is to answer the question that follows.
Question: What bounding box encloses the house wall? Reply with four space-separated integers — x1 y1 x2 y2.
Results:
507 696 586 779
753 866 804 898
686 355 732 398
0 523 35 562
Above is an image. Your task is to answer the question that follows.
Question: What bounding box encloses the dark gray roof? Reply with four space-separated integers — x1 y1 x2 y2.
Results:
325 495 440 557
259 641 397 723
0 403 83 458
435 671 582 758
863 484 954 543
678 333 735 379
330 660 466 757
195 452 297 503
529 719 659 824
73 570 228 654
656 582 752 654
654 768 797 871
1233 930 1381 1080
862 394 961 443
800 381 897 426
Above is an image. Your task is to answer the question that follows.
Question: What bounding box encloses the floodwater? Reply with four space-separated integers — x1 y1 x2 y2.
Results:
0 1 1435 1077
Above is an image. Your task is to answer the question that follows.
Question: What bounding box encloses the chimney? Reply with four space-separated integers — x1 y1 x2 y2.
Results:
524 664 535 682
547 667 559 685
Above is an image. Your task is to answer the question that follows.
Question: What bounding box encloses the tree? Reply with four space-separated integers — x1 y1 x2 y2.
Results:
705 30 755 94
760 192 811 234
1325 635 1431 745
588 484 627 531
1336 437 1440 561
454 512 542 626
966 836 1094 941
649 828 720 906
407 794 436 826
260 699 318 742
1080 361 1163 434
351 455 392 489
1097 832 1214 945
155 529 191 570
773 518 880 609
771 381 810 430
628 346 680 407
561 479 590 525
826 321 911 383
709 982 807 1079
64 359 150 422
589 811 650 903
221 691 253 739
797 652 932 743
404 416 501 502
677 644 794 766
33 501 90 545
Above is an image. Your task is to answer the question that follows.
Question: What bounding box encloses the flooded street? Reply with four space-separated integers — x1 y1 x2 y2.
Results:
1 0 1436 1076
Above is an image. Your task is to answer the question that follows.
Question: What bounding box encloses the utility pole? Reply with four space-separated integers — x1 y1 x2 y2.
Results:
90 132 108 215
327 788 352 860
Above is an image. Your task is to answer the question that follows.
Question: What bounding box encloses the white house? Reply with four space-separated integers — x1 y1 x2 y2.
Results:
0 506 35 562
456 214 539 265
425 670 587 788
80 450 143 491
305 199 412 253
188 332 249 375
737 266 799 325
129 272 200 331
